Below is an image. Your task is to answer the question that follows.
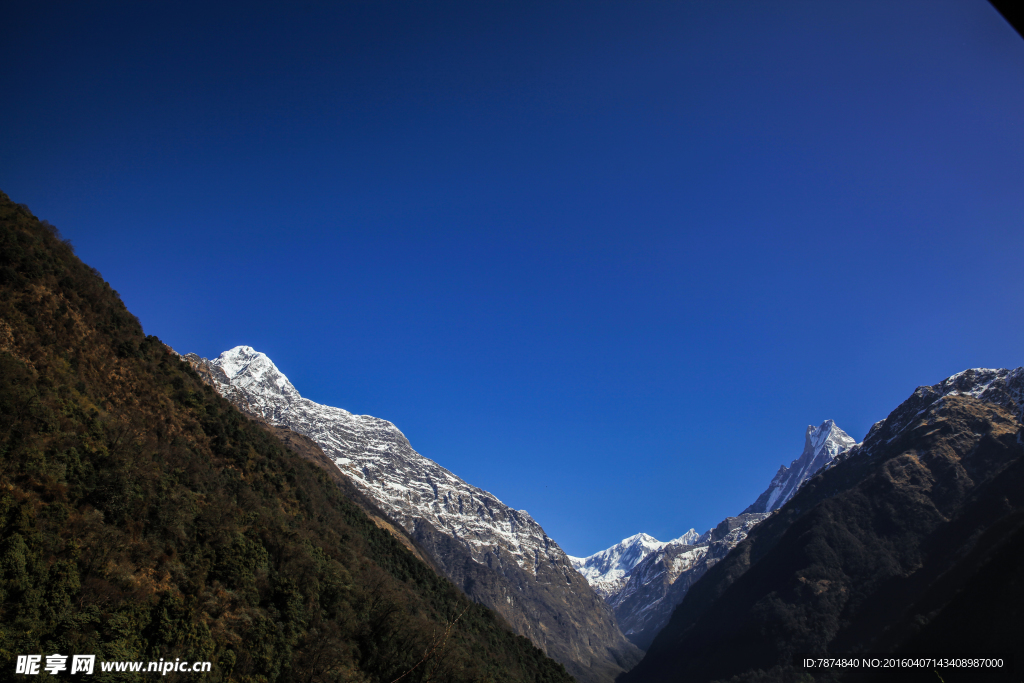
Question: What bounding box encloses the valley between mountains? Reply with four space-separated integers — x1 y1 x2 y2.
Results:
3 191 1023 683
183 343 1024 682
180 344 813 675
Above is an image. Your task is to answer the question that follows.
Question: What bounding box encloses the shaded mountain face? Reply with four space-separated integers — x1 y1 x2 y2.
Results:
623 367 1024 683
0 191 574 683
184 346 640 683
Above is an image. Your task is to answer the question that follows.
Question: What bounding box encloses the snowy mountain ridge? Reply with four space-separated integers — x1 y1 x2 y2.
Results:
191 346 559 574
567 529 704 600
743 419 856 514
182 345 642 683
567 531 680 600
606 513 768 648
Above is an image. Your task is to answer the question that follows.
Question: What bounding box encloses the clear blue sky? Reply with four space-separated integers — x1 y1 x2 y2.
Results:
3 1 1022 556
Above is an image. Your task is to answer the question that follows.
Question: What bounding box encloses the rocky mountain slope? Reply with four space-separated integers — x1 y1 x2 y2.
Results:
0 190 574 683
572 419 853 649
183 346 640 683
623 367 1024 683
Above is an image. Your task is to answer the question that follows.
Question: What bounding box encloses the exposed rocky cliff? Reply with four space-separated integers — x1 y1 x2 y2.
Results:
183 346 640 683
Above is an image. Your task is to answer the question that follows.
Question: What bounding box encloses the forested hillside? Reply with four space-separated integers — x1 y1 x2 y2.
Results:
0 190 573 683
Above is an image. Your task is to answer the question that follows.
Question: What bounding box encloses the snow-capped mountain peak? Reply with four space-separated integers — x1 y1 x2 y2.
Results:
568 531 680 600
671 528 702 546
743 419 856 514
569 533 666 576
809 419 853 459
209 345 298 399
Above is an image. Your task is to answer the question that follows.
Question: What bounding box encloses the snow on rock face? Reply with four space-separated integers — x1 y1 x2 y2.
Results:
743 419 856 515
190 347 570 576
567 528 705 601
215 346 299 399
568 533 671 600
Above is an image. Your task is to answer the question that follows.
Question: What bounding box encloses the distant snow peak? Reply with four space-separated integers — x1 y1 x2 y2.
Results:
570 527 703 594
606 512 769 648
670 528 700 546
570 533 666 577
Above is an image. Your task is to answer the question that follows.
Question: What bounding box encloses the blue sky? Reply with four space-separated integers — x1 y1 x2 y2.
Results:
3 1 1022 556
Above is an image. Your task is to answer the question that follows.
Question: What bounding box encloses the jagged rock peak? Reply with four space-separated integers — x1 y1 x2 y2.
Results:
807 419 854 457
743 419 856 515
671 528 702 546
